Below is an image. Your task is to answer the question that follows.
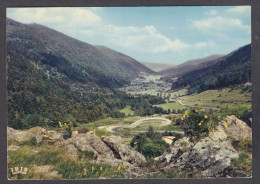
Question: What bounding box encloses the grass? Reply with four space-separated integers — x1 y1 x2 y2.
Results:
8 142 126 179
153 102 186 111
121 121 182 132
179 88 251 109
158 123 183 132
120 105 134 116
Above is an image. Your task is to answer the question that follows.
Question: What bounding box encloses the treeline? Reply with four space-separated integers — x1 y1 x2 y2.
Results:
172 44 251 94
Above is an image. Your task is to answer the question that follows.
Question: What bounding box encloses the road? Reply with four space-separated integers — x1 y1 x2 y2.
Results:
98 117 184 135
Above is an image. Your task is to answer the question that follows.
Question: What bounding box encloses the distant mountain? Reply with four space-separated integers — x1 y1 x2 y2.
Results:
95 45 156 75
7 18 153 88
159 54 225 77
171 44 251 94
141 62 175 72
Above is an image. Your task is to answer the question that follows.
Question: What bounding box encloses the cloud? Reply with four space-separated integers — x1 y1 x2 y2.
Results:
205 10 218 16
7 8 102 29
191 16 250 33
82 24 190 54
226 6 251 14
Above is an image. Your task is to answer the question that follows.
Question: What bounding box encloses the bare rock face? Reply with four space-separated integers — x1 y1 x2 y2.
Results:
8 127 146 167
71 131 115 160
7 126 46 143
103 135 146 164
223 115 252 141
155 116 251 177
155 137 194 163
64 144 78 159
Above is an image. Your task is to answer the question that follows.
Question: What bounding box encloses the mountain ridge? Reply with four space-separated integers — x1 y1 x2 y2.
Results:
171 44 251 94
7 18 154 88
160 54 225 77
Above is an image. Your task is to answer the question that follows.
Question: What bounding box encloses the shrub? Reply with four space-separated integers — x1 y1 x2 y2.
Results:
130 126 169 158
179 109 218 138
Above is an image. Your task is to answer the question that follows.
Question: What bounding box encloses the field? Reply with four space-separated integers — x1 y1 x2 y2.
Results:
153 102 186 111
119 106 135 116
179 88 251 109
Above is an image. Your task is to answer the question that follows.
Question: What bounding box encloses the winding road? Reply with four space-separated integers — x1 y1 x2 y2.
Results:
98 117 184 135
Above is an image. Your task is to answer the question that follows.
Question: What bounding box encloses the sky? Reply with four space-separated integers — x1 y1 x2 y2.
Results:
7 6 251 64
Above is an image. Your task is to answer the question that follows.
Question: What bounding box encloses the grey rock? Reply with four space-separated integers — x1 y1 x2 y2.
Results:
103 135 146 164
157 116 251 177
7 126 46 143
64 144 78 159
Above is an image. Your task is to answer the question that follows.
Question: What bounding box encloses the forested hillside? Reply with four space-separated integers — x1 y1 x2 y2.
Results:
7 18 154 88
7 18 165 129
171 44 251 94
160 54 224 77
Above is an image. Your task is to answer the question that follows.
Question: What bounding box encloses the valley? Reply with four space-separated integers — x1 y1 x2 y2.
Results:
7 18 252 179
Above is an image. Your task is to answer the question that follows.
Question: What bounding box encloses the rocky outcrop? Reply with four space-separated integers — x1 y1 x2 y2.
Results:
8 127 145 167
103 135 146 164
64 144 78 159
7 126 46 143
155 116 252 177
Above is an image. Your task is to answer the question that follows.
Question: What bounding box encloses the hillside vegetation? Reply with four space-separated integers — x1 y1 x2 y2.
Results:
171 44 251 94
160 54 224 77
7 18 166 129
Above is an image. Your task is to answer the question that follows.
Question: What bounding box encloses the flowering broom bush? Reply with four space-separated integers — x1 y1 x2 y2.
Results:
180 109 219 138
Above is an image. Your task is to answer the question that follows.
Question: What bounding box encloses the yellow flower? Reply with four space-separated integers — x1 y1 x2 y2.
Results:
64 123 68 128
223 122 228 128
181 117 184 121
49 137 54 140
198 122 202 126
83 168 87 176
117 166 121 172
100 136 106 139
100 167 103 171
93 129 96 134
92 166 95 172
212 129 214 132
43 135 49 138
218 116 221 119
195 109 198 113
185 110 188 116
202 108 205 112
209 131 212 136
69 121 73 126
204 115 208 119
58 121 62 127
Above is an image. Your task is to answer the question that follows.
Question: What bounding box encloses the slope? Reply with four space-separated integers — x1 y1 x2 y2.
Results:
160 54 225 77
95 45 156 75
141 62 175 72
171 44 251 94
7 18 153 88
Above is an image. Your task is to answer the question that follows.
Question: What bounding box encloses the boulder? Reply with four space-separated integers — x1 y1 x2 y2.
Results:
64 144 78 159
7 126 46 143
222 115 252 141
103 135 146 164
71 131 115 161
47 130 63 140
155 137 193 163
